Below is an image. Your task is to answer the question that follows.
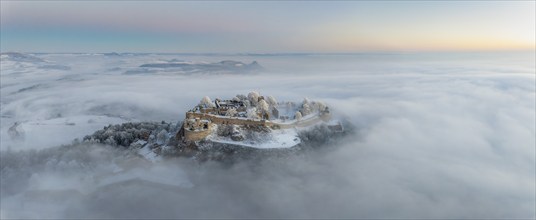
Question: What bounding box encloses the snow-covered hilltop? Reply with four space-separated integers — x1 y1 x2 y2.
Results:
0 52 45 63
177 92 342 149
126 60 262 75
78 92 348 163
0 52 71 71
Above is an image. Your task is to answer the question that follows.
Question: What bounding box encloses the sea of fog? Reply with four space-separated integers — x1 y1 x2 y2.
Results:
0 51 535 218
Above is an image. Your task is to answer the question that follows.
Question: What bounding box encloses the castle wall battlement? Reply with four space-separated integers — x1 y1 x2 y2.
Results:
182 110 331 142
183 127 211 142
186 112 273 127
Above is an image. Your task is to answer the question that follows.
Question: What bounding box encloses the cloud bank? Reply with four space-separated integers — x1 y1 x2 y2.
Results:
0 52 534 218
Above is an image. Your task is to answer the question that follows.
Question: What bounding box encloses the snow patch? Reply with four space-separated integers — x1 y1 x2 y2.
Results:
208 127 301 149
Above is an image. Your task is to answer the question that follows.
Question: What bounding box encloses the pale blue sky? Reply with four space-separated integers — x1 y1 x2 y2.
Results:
1 1 534 53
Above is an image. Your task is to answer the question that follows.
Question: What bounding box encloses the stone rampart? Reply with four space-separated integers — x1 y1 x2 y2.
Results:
184 128 211 142
185 111 330 129
186 112 271 127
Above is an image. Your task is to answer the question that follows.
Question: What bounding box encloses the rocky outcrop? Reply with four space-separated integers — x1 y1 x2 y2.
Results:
80 119 352 163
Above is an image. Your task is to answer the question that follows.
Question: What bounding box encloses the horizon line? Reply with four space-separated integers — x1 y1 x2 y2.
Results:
2 49 535 55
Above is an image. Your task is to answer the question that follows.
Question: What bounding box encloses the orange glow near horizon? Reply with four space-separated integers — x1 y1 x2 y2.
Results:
1 1 534 53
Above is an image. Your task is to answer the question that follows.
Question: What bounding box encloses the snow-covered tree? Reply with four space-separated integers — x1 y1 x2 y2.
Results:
236 94 247 100
232 96 241 102
257 99 269 114
315 101 326 112
303 97 310 105
247 107 260 119
226 108 237 117
248 91 260 106
199 96 214 108
295 111 302 121
301 103 312 116
156 129 168 145
243 100 251 108
266 96 278 108
257 99 270 119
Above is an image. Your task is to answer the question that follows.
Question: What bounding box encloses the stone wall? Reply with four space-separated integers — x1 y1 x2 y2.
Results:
185 111 331 129
186 112 272 127
184 128 211 142
182 111 331 142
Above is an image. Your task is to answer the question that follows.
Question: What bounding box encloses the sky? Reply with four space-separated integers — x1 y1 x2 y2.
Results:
0 1 535 53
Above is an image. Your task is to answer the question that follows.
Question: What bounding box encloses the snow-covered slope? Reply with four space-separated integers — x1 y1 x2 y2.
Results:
207 126 301 149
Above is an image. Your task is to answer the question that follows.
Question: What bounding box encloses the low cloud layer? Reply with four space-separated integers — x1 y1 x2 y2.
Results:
1 52 535 218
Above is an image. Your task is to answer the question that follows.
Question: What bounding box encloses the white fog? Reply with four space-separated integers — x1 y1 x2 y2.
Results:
0 52 534 218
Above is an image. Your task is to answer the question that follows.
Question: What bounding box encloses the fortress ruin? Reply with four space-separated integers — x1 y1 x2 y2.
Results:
177 92 332 142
